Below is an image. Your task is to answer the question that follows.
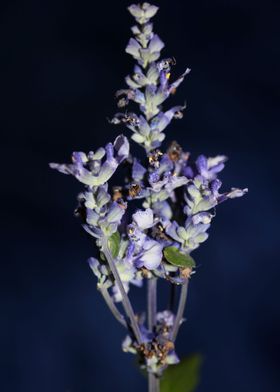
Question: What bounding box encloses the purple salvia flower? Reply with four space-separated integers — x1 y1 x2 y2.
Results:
127 3 159 25
98 202 127 236
50 135 129 187
196 154 227 181
184 179 218 215
152 200 173 221
136 239 163 270
83 185 111 210
123 308 179 375
165 219 210 253
132 208 155 230
150 105 186 133
139 34 165 67
88 257 109 288
156 310 175 328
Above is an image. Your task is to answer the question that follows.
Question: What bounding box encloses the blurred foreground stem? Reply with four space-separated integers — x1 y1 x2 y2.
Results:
148 372 160 392
147 278 160 392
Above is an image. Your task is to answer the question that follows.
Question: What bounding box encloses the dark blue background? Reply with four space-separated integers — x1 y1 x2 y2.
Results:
1 0 279 391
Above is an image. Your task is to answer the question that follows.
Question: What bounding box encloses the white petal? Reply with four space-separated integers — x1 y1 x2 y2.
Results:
133 208 154 230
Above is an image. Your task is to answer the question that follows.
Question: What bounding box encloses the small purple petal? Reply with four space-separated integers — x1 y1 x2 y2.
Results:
72 151 88 163
196 155 208 175
86 208 99 226
165 221 182 243
143 4 159 18
125 38 141 59
210 179 222 195
106 202 126 224
183 166 194 179
139 239 163 270
49 162 74 176
127 4 142 18
132 159 146 182
114 135 130 162
149 34 164 53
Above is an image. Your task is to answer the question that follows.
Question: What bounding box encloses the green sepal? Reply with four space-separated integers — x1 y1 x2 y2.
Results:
99 252 106 261
164 246 196 268
108 231 121 258
160 354 203 392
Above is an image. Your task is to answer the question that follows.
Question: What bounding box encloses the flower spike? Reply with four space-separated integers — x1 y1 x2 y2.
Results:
50 2 247 385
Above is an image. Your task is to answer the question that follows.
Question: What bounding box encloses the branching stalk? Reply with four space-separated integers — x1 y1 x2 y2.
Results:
147 278 157 331
167 283 176 312
171 279 189 341
99 286 127 327
101 236 142 345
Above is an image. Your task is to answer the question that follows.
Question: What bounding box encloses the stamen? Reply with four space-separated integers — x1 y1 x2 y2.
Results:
168 141 182 161
129 183 142 198
112 186 123 201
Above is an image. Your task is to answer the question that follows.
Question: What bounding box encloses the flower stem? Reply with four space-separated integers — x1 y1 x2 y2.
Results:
147 278 159 391
171 279 189 341
99 286 126 327
148 372 160 392
101 237 142 345
167 283 176 312
147 278 157 331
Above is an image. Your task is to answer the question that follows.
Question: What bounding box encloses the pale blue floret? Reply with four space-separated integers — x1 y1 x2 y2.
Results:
127 3 159 25
132 208 155 230
50 135 129 187
136 239 163 270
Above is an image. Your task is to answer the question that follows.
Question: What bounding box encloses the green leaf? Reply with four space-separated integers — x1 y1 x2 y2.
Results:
164 246 196 268
108 231 121 258
160 354 203 392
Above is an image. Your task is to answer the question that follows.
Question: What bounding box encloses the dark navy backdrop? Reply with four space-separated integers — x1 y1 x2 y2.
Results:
1 0 279 391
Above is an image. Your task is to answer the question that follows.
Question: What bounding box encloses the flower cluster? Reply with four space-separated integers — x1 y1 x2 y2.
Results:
111 2 190 152
50 2 247 379
123 310 179 375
